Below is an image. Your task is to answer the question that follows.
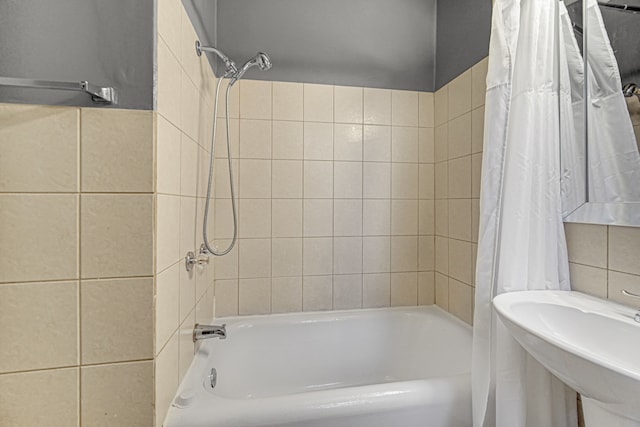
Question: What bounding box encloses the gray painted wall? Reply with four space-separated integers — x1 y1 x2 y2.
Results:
0 0 155 109
435 0 492 89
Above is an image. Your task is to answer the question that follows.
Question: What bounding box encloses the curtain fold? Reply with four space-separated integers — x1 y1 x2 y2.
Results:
472 0 577 425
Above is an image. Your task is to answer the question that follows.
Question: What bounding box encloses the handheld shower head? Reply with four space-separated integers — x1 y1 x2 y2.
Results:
229 52 272 86
623 83 640 101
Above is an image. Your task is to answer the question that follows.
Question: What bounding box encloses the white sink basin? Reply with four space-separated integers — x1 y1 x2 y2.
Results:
493 291 640 426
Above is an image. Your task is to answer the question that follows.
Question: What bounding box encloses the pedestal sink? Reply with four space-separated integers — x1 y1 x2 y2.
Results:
493 291 640 427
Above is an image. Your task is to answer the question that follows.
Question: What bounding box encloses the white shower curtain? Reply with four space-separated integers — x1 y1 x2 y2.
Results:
472 0 578 426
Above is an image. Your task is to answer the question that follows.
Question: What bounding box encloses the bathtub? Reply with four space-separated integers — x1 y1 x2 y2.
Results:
164 306 472 427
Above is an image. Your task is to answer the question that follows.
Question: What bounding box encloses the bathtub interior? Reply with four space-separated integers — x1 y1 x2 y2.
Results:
200 306 471 399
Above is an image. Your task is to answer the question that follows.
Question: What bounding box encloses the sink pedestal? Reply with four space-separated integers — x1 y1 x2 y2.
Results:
582 397 640 427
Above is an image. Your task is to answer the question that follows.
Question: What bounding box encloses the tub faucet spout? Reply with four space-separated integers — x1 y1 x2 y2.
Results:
193 324 227 342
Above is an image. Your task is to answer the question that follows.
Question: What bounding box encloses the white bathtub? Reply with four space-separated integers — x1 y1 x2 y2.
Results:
164 306 472 427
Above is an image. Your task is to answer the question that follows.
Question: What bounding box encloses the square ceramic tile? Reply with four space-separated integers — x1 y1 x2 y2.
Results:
303 275 333 311
608 271 640 307
419 92 434 128
334 86 363 124
435 272 449 310
214 279 238 316
471 57 489 109
240 80 272 120
471 106 485 154
155 264 180 353
334 199 363 237
363 273 391 308
334 162 362 198
273 121 303 159
272 199 303 237
419 200 435 235
448 199 472 241
214 158 239 199
303 237 333 275
334 124 363 161
239 199 271 238
418 236 435 271
435 200 449 236
333 274 363 309
179 264 196 323
568 263 607 298
435 162 448 199
390 236 418 272
390 272 418 306
273 82 303 121
239 119 272 159
363 199 391 236
471 199 480 243
391 126 419 162
214 199 235 239
180 74 200 141
0 194 78 284
419 127 435 164
419 164 435 200
239 278 271 315
0 104 78 192
434 86 448 127
157 38 181 126
272 238 303 277
448 70 472 119
434 124 448 163
471 153 483 198
216 78 240 119
81 278 153 364
363 162 391 199
435 236 449 274
303 199 333 236
448 279 472 324
363 125 391 161
213 239 239 279
0 281 77 373
447 112 472 160
449 239 472 285
418 272 435 305
239 159 271 198
81 361 153 427
609 226 640 275
157 0 181 55
304 122 333 160
272 160 303 198
333 237 363 274
271 277 303 313
238 239 271 278
303 161 333 198
391 163 419 199
364 88 391 125
448 156 471 199
157 116 182 195
304 84 333 122
155 332 179 427
156 194 181 273
180 196 197 255
391 90 419 127
391 200 418 236
180 135 199 197
564 223 607 268
363 236 391 273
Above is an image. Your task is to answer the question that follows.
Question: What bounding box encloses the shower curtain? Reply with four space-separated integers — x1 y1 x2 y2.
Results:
472 0 578 425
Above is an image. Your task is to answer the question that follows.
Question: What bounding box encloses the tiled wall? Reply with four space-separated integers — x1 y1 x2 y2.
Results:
432 58 488 324
211 81 436 316
154 0 219 425
0 104 155 426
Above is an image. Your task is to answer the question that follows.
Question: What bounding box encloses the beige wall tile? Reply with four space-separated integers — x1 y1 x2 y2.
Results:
471 106 485 154
157 116 182 195
157 38 182 127
333 274 363 309
239 278 271 315
418 236 435 271
180 73 200 141
81 361 153 427
435 200 449 236
180 135 199 197
214 198 235 239
363 199 391 236
363 236 391 273
304 199 333 237
239 199 272 238
435 273 449 310
157 0 181 56
392 126 419 162
391 272 418 306
271 277 303 313
334 124 363 161
179 9 205 91
419 200 435 235
239 119 272 159
81 109 154 192
448 70 472 119
564 223 607 268
609 226 640 275
238 238 271 278
303 275 333 311
471 153 483 198
419 164 434 200
0 368 78 427
273 82 303 121
81 194 153 279
448 199 472 241
334 162 362 198
212 238 239 279
448 156 472 199
447 112 472 159
608 270 640 307
0 194 78 283
334 86 363 124
419 127 435 164
304 84 333 122
363 273 391 308
434 86 448 127
434 124 448 163
272 199 303 237
156 264 180 354
273 121 303 159
390 236 418 272
391 90 419 127
214 158 239 199
419 92 435 128
471 58 489 110
272 160 303 198
0 281 77 373
0 104 78 192
303 237 333 275
364 88 391 125
239 159 271 198
449 239 472 285
363 125 391 161
214 279 238 317
569 263 607 299
157 194 181 273
391 163 418 199
303 161 333 198
214 118 240 159
304 122 333 160
155 332 178 427
418 272 435 305
449 279 472 324
334 199 363 237
272 238 303 277
435 162 448 199
180 196 197 255
81 278 153 364
471 199 480 243
179 261 196 323
216 79 240 119
333 237 363 275
435 236 449 274
391 200 418 236
363 163 391 199
240 80 273 120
